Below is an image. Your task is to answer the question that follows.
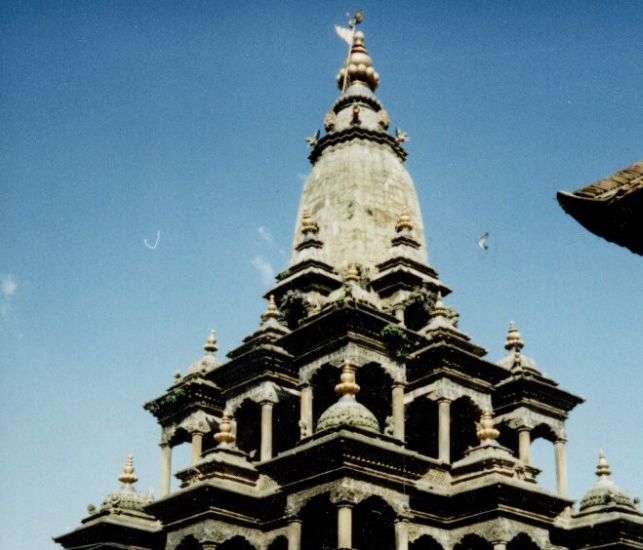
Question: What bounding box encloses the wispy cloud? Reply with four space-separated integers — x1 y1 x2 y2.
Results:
1 274 17 297
257 226 274 246
251 256 275 285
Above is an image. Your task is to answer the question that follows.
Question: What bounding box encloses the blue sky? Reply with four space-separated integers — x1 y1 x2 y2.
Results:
1 2 642 548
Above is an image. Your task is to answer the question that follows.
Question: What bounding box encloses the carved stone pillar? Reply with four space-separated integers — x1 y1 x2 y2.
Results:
160 442 172 497
337 503 353 549
555 437 568 497
191 431 203 465
493 543 507 550
438 398 451 463
202 543 217 550
300 384 313 438
288 518 302 550
394 519 409 550
518 427 531 464
261 401 274 461
392 383 405 441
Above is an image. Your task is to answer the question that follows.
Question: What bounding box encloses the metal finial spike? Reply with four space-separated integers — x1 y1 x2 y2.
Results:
395 208 413 233
335 358 360 397
596 449 612 478
204 329 218 353
118 454 138 485
476 410 500 442
261 295 280 323
504 321 525 351
214 413 236 447
300 209 319 235
344 263 360 283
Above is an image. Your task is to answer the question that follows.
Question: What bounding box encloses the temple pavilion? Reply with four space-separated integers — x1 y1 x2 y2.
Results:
55 18 642 550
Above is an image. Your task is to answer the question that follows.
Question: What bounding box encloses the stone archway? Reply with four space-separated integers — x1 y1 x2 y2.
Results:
454 534 493 550
451 397 481 462
405 397 438 457
357 363 394 431
300 493 336 550
234 399 261 459
311 364 341 429
410 534 444 550
353 495 396 550
176 535 201 550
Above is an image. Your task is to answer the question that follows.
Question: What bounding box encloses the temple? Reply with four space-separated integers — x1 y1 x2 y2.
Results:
55 18 642 550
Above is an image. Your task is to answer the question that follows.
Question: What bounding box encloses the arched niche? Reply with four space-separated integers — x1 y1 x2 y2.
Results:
234 399 261 459
300 494 336 550
496 421 519 457
266 535 288 550
311 364 341 429
218 535 257 550
507 533 540 549
405 396 438 457
273 394 299 456
453 534 493 550
451 396 481 462
410 534 444 550
353 495 396 550
357 363 394 431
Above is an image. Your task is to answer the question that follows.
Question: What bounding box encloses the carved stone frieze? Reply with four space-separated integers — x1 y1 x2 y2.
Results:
410 378 491 410
495 406 565 439
299 343 405 384
286 477 409 516
179 410 217 435
449 518 551 548
166 519 287 550
227 382 281 413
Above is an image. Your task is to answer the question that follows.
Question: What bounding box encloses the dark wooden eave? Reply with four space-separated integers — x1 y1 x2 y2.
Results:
557 161 643 255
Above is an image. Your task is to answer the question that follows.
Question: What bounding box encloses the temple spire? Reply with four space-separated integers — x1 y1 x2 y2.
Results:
118 454 138 486
596 449 612 478
335 11 380 92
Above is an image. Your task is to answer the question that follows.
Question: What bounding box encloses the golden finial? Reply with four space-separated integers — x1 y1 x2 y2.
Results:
344 263 360 283
596 449 612 478
300 209 319 235
261 295 280 322
334 359 360 397
504 321 524 351
118 454 138 485
214 413 236 447
204 329 218 354
476 410 500 442
395 208 414 233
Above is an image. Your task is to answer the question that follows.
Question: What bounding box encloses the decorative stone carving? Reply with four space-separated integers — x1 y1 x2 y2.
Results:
384 415 395 436
324 111 336 131
299 344 405 384
298 418 312 438
420 378 491 410
495 407 565 440
166 520 287 550
227 382 281 413
179 410 216 435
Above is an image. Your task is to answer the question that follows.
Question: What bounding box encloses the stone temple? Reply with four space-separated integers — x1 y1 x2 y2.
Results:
55 19 642 550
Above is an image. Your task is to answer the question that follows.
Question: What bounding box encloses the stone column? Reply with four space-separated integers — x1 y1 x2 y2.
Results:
438 398 451 463
392 383 405 441
287 518 302 550
518 427 531 464
160 442 172 497
300 384 313 438
261 401 274 461
191 431 203 465
202 543 218 550
555 437 568 497
394 519 409 550
493 543 507 550
337 503 353 549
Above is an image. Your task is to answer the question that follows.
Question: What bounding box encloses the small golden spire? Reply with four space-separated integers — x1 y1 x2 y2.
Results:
344 263 360 283
300 209 319 235
261 295 280 323
395 208 414 233
214 413 236 447
334 359 360 397
596 449 612 478
476 410 500 442
118 455 138 485
504 321 524 351
204 329 218 354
